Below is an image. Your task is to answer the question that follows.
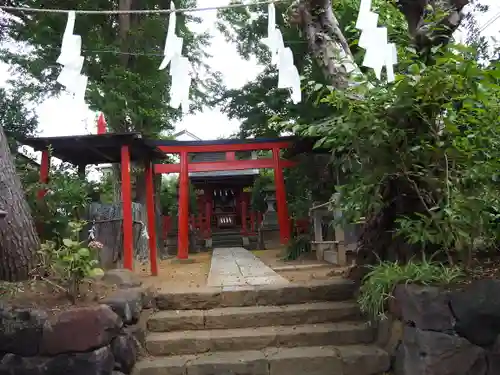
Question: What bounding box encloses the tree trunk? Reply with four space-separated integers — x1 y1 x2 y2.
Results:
297 0 469 281
0 125 40 281
295 0 359 89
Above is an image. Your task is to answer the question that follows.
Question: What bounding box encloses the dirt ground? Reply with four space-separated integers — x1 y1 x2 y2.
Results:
136 249 343 290
277 267 344 283
0 253 212 309
3 250 498 311
0 278 116 312
0 248 347 308
253 248 325 268
253 249 344 284
136 252 212 291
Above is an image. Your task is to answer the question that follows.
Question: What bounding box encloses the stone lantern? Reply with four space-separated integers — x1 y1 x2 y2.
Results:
261 185 278 229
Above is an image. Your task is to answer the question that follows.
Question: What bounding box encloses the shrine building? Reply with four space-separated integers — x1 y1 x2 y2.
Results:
20 128 311 276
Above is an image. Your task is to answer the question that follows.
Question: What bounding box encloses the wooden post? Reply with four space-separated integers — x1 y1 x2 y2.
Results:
334 207 347 266
272 147 290 244
121 145 134 270
177 151 189 259
37 149 50 200
250 211 255 233
145 160 158 276
313 210 323 242
205 200 211 238
77 164 86 179
241 200 247 235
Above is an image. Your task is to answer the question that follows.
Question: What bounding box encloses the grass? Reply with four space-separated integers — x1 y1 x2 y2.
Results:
357 259 464 320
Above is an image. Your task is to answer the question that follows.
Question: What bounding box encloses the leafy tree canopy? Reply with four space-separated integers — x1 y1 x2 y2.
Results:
218 0 500 269
1 0 223 137
216 0 407 138
0 87 38 148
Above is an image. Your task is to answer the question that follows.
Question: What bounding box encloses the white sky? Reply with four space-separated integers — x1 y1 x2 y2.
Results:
0 0 499 143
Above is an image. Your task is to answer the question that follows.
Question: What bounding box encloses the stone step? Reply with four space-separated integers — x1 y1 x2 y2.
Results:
212 234 242 239
211 239 243 247
134 344 390 375
155 279 356 310
147 301 361 332
212 230 241 236
145 322 374 356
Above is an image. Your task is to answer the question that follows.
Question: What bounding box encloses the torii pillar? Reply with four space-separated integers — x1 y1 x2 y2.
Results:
272 146 291 244
177 151 189 259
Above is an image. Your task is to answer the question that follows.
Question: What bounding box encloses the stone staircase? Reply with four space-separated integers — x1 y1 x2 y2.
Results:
211 230 244 248
133 279 389 375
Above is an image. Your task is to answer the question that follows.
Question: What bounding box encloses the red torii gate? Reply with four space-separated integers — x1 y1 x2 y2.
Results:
26 130 297 277
152 137 297 260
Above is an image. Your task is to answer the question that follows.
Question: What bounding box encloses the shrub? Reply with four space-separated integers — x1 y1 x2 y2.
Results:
284 234 312 260
38 221 103 303
357 258 464 320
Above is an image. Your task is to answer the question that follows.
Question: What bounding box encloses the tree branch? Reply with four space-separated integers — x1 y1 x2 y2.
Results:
295 0 470 90
294 0 360 89
397 0 469 51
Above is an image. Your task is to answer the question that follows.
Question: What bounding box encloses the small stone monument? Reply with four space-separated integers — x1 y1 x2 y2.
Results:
261 185 279 230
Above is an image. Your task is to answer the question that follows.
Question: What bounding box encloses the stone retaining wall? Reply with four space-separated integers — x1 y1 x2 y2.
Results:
0 270 154 375
376 279 500 375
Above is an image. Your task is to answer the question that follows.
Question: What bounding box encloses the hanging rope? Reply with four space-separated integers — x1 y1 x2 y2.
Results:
0 0 287 15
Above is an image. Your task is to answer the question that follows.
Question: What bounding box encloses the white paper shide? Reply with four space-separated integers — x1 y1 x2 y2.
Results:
262 3 301 104
159 3 191 112
355 0 397 82
56 11 88 105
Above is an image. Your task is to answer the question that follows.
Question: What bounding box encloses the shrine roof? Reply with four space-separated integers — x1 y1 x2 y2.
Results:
20 132 167 166
150 136 297 147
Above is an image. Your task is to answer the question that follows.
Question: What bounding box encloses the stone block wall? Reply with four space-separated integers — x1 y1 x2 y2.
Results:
0 270 154 375
376 280 500 375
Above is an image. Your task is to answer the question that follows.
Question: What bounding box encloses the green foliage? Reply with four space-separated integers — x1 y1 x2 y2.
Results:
39 221 103 302
292 43 500 260
92 173 114 204
251 171 274 212
284 234 311 260
217 0 407 138
19 162 92 243
284 155 335 218
217 1 497 262
216 0 409 221
1 0 221 136
159 176 198 215
0 88 38 150
358 259 464 320
159 177 178 215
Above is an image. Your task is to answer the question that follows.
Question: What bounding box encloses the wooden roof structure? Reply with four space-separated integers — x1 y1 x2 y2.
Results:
20 132 167 165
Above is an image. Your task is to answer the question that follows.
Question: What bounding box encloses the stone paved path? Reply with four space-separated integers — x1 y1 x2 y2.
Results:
207 247 289 287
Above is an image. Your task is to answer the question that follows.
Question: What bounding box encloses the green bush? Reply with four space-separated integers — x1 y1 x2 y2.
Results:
20 162 92 244
290 43 500 263
284 234 312 260
38 221 103 303
357 258 464 320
